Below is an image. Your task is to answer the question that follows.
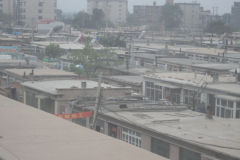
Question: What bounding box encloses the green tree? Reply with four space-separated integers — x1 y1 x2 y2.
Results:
73 11 91 29
161 4 183 31
45 44 61 58
91 8 106 29
71 42 117 77
205 20 234 35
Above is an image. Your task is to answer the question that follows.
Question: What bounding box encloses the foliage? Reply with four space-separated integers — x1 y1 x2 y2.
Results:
99 35 126 48
73 9 106 29
53 25 63 33
161 4 183 31
71 42 117 77
45 44 61 58
204 20 234 35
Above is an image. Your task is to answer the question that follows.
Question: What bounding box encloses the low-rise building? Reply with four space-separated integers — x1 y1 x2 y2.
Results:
94 105 240 160
143 72 240 119
22 80 131 115
0 69 78 101
103 75 143 93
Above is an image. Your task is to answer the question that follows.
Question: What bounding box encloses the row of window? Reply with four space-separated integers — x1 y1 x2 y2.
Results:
215 98 240 118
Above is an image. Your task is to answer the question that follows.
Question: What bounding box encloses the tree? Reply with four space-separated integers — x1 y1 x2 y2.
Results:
73 11 91 29
91 8 106 29
71 42 117 77
161 4 183 31
205 20 234 35
99 35 126 48
45 44 61 58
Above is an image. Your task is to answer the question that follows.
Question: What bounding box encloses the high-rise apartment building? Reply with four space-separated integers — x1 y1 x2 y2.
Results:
231 2 240 30
133 2 162 25
176 3 201 31
16 0 57 26
87 0 128 25
0 0 15 16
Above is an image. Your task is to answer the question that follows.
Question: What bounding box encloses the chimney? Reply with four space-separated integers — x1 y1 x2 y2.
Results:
81 81 87 89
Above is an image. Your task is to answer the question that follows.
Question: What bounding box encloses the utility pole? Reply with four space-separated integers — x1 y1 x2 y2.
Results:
91 73 103 130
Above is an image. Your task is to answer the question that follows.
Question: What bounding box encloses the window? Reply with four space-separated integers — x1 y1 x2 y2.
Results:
121 127 141 147
96 119 105 133
151 137 170 158
25 91 38 108
40 98 55 114
215 98 237 118
38 16 43 20
179 148 201 160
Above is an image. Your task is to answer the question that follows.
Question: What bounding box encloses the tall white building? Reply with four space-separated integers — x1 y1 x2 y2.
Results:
87 0 128 25
16 0 57 26
0 0 15 16
176 3 201 32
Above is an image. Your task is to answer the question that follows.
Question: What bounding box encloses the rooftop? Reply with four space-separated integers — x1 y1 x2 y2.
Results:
6 69 77 77
0 95 164 160
104 75 143 85
102 109 240 159
134 43 240 56
22 80 121 95
145 72 240 96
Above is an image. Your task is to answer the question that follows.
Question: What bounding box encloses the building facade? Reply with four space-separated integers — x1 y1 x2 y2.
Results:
177 3 201 32
0 0 15 16
133 2 162 25
87 0 127 25
94 109 240 160
16 0 57 26
231 2 240 30
143 72 240 119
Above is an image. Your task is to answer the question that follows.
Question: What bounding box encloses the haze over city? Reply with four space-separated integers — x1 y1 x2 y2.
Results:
58 0 239 14
1 0 240 160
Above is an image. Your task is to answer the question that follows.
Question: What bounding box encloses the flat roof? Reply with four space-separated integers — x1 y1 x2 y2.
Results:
22 80 121 95
192 63 238 71
145 72 236 86
102 110 240 159
158 58 208 66
105 75 143 84
0 95 164 160
6 69 77 77
31 41 103 50
134 43 240 56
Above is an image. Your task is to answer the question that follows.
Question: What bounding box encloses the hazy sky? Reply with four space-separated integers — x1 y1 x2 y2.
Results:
58 0 240 15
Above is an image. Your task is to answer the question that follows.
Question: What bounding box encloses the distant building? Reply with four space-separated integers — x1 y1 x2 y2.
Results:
231 2 240 30
133 2 162 25
0 0 15 17
199 7 211 29
16 0 57 26
87 0 128 25
176 3 201 32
